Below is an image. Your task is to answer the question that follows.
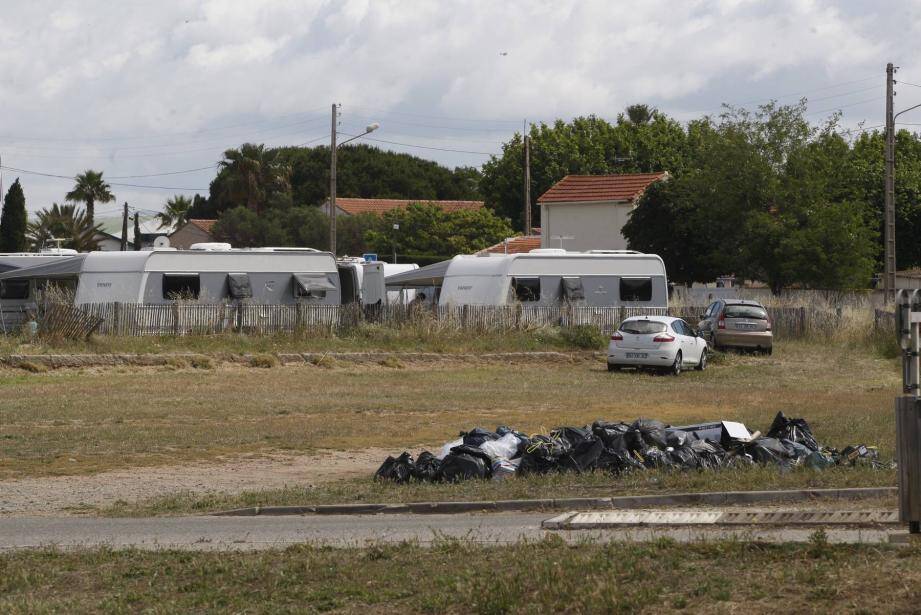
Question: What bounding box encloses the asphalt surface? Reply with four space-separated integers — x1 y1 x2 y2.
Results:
0 513 903 551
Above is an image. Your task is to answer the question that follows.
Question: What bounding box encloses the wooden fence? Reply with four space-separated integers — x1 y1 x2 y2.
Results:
26 301 898 339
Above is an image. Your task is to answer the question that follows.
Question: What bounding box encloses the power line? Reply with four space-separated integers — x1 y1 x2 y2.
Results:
107 165 218 179
0 165 206 191
806 97 883 116
349 106 522 124
339 134 494 156
896 80 921 89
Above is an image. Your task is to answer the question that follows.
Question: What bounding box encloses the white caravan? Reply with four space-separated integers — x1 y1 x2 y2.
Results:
0 249 341 307
0 249 80 331
385 249 668 308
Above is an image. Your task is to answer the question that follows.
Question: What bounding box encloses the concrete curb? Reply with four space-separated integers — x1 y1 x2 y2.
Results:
210 486 896 517
0 350 594 370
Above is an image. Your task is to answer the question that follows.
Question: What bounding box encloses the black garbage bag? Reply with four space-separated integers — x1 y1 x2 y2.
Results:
375 452 414 483
412 451 441 482
782 439 813 461
461 427 500 447
688 439 726 469
437 445 495 482
597 447 645 474
592 421 631 453
767 412 820 452
666 429 694 448
558 438 604 473
669 445 701 469
638 447 674 469
518 434 570 475
554 426 595 448
746 437 795 464
627 418 669 451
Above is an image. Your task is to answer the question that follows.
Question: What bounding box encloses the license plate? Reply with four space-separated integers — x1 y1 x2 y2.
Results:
736 324 757 330
626 353 648 359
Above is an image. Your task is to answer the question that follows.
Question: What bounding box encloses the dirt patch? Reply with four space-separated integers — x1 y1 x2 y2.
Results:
0 448 390 516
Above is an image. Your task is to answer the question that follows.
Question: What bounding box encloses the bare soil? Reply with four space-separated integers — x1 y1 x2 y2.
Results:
0 448 388 516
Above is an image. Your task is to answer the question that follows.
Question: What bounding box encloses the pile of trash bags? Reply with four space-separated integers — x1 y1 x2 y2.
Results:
375 411 887 484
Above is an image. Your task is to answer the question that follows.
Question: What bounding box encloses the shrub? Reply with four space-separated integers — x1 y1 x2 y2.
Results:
249 354 279 369
560 325 607 350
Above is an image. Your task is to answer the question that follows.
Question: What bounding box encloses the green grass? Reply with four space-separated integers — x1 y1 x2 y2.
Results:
105 465 897 517
3 539 921 613
0 340 900 480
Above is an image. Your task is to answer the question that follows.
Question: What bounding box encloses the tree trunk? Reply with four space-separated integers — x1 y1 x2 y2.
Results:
87 198 95 224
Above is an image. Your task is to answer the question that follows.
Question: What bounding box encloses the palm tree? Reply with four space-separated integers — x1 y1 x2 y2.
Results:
66 170 114 224
157 195 192 229
216 143 291 212
27 203 102 252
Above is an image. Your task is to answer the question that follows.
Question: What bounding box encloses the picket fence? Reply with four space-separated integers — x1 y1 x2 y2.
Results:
27 301 894 340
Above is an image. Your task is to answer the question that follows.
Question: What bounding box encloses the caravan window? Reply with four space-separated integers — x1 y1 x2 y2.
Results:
620 277 652 302
162 274 200 300
294 273 335 300
512 277 541 302
0 280 29 300
227 273 253 299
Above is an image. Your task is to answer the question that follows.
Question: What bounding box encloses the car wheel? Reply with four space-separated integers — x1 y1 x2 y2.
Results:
607 363 619 372
765 346 773 356
696 349 707 371
670 351 682 376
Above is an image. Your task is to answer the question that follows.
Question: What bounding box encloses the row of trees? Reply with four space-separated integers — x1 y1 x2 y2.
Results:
479 102 921 290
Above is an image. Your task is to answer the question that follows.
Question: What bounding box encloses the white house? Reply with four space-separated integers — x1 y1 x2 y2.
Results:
537 173 667 252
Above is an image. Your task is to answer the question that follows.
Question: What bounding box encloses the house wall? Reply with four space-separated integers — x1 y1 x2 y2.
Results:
539 200 634 251
95 236 125 252
169 225 214 249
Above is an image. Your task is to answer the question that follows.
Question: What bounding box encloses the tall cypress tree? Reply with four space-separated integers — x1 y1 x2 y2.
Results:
0 178 28 252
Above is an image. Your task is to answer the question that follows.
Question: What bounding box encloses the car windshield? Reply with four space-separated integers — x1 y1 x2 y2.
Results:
620 320 667 335
723 305 768 320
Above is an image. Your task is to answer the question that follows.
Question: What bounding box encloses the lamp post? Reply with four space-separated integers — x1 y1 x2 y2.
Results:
329 104 379 255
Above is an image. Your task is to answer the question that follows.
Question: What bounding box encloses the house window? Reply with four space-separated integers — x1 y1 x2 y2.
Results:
162 274 200 300
620 277 652 302
0 280 29 300
227 273 252 299
512 277 541 302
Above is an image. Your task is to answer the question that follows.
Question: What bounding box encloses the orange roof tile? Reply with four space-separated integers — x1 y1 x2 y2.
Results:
537 173 667 204
480 235 542 255
187 219 217 233
334 198 484 215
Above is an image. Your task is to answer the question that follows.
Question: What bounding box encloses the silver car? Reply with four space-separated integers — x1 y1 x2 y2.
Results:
697 299 773 354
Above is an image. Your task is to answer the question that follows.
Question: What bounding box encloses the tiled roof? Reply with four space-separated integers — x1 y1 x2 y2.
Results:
188 219 217 233
333 198 484 215
537 173 667 204
480 235 542 255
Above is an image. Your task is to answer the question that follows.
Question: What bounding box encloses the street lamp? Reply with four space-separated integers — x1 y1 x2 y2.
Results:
329 105 379 255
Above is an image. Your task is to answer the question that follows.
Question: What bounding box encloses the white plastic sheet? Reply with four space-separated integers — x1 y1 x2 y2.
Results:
437 437 464 460
479 432 521 459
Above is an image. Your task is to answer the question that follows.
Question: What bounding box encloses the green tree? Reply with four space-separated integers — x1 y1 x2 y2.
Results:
0 178 28 252
365 203 513 261
480 110 688 229
66 170 114 224
27 203 101 252
211 143 292 213
157 195 193 229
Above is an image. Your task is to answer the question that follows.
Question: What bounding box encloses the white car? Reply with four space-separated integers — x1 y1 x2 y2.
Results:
607 316 708 375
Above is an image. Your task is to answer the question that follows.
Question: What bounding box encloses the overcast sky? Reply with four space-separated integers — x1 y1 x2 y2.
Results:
1 0 919 218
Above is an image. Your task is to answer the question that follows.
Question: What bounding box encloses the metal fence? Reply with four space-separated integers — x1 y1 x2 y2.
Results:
24 301 897 339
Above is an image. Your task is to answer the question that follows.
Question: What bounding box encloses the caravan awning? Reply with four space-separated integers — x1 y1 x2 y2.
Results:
384 260 451 288
227 273 253 299
294 273 336 293
0 255 86 281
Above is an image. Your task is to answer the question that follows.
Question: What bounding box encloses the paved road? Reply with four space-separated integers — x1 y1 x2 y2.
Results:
0 513 901 551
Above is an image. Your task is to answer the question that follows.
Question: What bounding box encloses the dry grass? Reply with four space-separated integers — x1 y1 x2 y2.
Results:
4 540 921 612
0 341 900 481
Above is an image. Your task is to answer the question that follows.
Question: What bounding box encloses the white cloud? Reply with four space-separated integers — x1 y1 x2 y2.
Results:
0 0 913 214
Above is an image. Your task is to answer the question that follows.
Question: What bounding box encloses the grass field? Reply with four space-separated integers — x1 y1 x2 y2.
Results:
0 339 901 501
0 340 899 480
2 538 921 613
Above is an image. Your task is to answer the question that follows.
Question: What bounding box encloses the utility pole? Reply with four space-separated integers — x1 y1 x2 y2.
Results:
329 103 338 256
120 202 129 251
885 62 897 303
133 213 142 251
523 133 531 234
